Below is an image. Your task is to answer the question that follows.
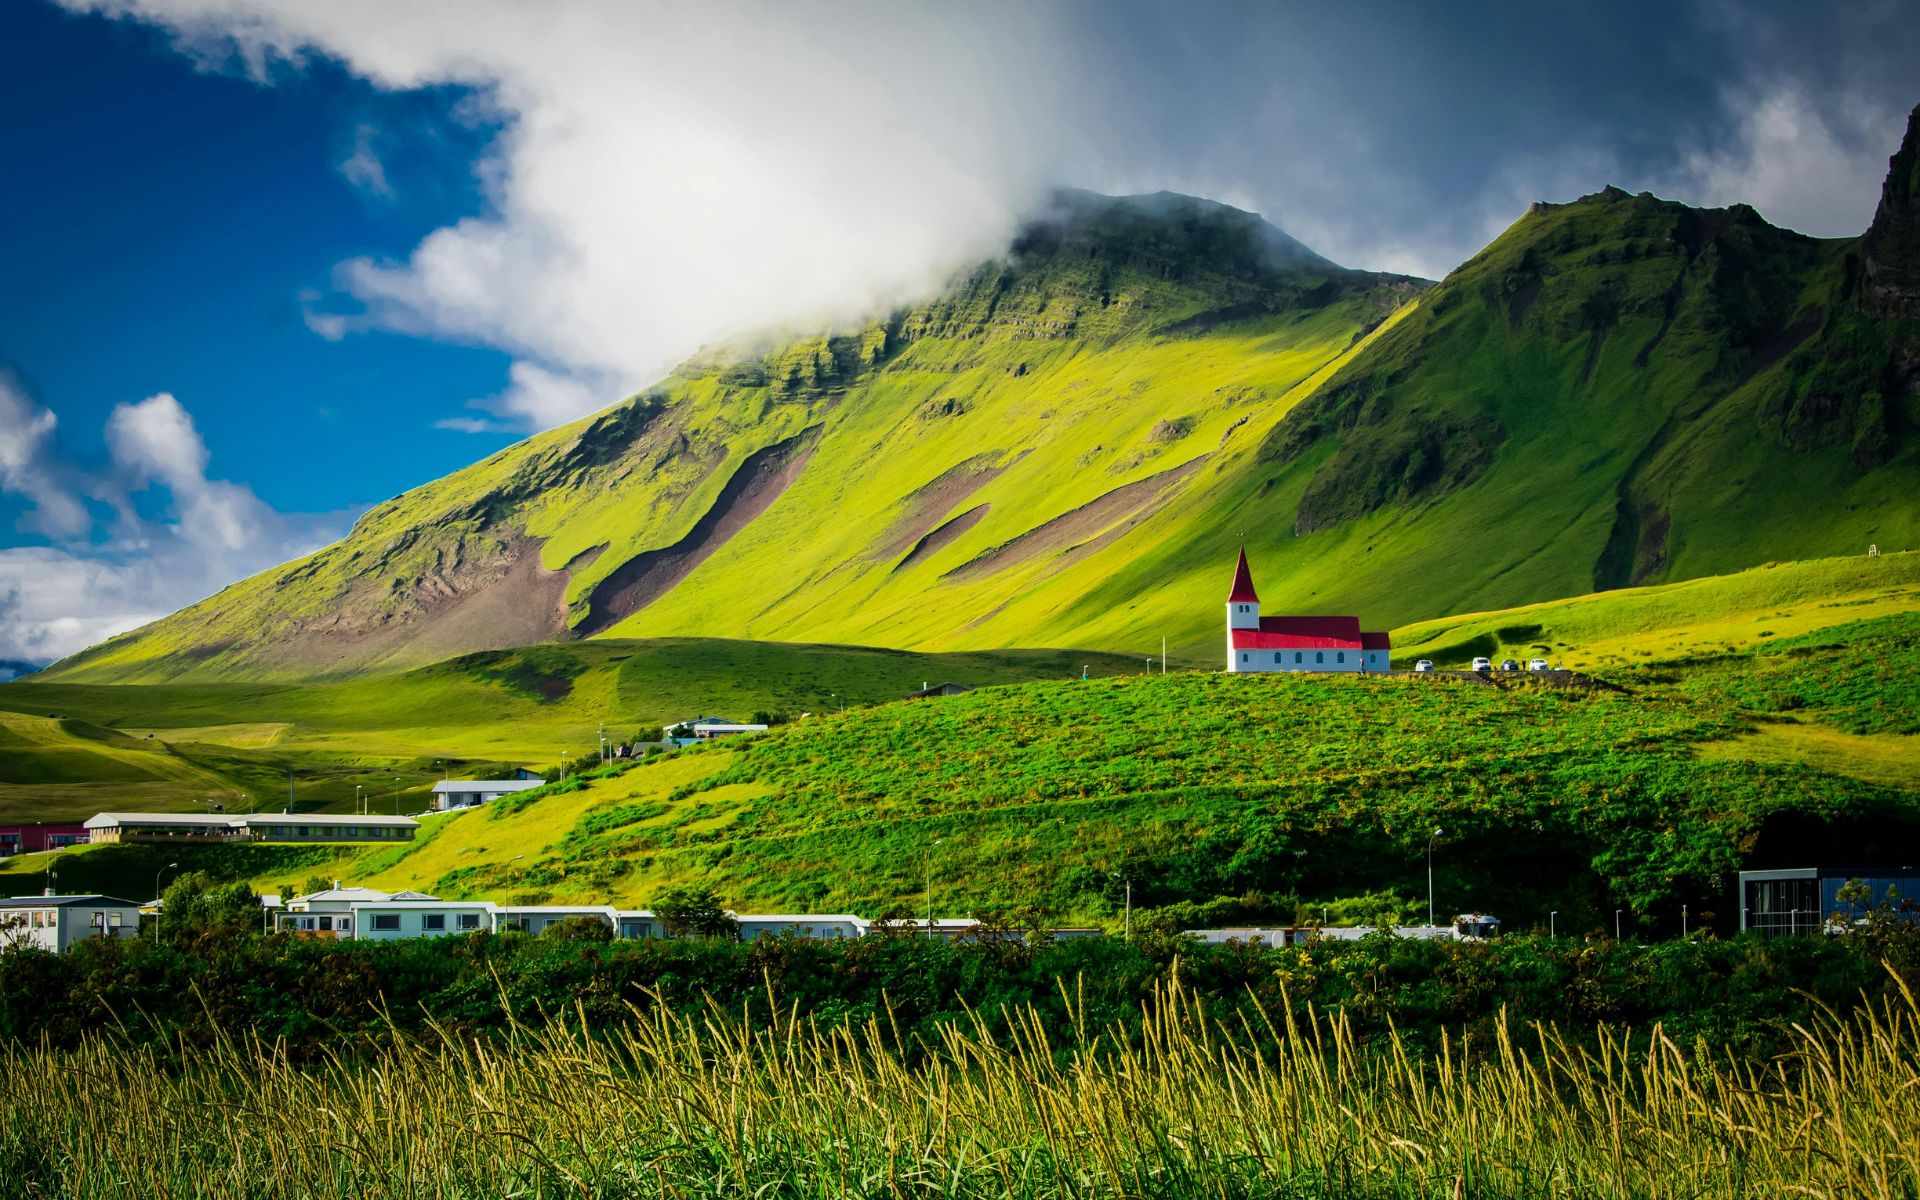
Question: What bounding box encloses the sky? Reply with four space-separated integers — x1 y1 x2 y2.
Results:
2 0 1918 668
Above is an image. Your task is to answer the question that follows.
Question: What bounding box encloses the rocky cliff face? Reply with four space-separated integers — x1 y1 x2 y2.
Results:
1861 104 1920 319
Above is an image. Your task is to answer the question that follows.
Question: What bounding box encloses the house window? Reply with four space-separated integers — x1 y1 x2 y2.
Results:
371 914 400 931
1337 652 1345 663
318 916 334 931
422 914 446 931
458 913 481 930
108 912 122 928
1315 652 1324 664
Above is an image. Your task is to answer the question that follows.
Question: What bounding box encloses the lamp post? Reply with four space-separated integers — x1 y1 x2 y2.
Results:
393 776 402 816
1682 904 1688 938
153 861 179 944
598 725 607 766
1614 908 1623 940
354 785 364 816
1549 910 1558 938
924 839 943 929
1426 828 1443 929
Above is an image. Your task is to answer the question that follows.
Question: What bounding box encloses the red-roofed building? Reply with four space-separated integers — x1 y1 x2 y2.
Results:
1224 550 1391 673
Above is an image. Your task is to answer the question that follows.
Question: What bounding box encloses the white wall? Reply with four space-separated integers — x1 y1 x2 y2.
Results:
1229 648 1366 673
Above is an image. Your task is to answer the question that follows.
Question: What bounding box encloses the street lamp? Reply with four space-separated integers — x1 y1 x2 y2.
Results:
1549 910 1558 938
598 725 607 766
354 785 364 815
1426 828 1443 928
393 776 402 816
153 861 180 943
1682 904 1689 937
1614 908 1623 940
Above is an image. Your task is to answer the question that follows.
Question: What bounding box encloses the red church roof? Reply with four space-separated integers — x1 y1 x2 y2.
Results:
1227 548 1259 603
1360 631 1392 650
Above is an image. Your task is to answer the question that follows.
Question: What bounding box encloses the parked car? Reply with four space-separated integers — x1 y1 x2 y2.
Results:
1414 659 1434 672
1499 658 1519 672
1471 656 1492 672
1528 658 1552 671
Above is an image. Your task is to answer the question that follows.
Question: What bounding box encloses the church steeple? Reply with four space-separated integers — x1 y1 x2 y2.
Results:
1227 547 1259 604
1226 548 1260 633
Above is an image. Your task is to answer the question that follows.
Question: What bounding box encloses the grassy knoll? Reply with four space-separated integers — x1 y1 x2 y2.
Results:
1392 549 1920 669
27 612 1906 932
0 639 1149 820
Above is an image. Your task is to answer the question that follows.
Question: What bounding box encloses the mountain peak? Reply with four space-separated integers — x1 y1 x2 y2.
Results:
1861 103 1920 317
1013 187 1344 279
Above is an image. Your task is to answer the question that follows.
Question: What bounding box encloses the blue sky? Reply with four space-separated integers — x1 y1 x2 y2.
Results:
2 0 1917 666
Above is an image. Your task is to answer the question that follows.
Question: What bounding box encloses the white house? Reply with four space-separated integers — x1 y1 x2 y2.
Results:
735 913 867 941
352 897 494 940
1224 549 1391 673
490 904 623 935
276 886 428 937
430 779 545 812
0 894 143 953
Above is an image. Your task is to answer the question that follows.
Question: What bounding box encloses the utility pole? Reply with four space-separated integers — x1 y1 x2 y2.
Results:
1426 828 1443 928
924 839 943 929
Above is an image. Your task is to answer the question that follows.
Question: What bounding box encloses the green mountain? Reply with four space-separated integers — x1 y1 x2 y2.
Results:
43 111 1920 683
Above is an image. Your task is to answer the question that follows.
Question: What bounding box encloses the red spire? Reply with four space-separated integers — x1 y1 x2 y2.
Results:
1227 547 1259 604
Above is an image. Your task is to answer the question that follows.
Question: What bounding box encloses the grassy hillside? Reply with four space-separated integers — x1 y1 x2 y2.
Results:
43 114 1920 685
0 639 1152 821
17 578 1912 934
49 192 1420 683
1393 548 1920 669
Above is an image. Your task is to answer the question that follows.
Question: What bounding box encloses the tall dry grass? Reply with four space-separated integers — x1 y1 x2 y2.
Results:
4 973 1917 1199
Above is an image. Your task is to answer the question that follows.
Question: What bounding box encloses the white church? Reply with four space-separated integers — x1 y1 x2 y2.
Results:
1225 548 1391 673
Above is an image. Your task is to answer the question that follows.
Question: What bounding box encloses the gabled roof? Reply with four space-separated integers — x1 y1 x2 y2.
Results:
292 887 394 904
1227 548 1260 603
1360 631 1392 649
83 811 236 829
1 894 141 908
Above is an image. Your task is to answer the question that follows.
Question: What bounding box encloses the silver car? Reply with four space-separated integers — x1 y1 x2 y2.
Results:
1528 658 1552 671
1471 656 1492 672
1414 659 1434 672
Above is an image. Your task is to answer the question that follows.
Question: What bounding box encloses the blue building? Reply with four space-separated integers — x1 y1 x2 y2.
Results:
1739 867 1920 935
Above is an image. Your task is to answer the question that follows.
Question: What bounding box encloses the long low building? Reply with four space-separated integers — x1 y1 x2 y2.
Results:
270 889 1102 944
85 812 419 844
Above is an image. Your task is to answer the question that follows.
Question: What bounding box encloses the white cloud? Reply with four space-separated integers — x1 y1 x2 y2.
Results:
338 122 393 199
1658 84 1906 237
0 381 343 664
62 0 1086 431
0 373 93 540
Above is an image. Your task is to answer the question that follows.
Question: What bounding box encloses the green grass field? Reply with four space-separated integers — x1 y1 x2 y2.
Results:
0 640 1157 821
6 552 1915 921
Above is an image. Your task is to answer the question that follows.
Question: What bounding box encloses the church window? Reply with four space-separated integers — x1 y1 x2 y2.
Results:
1337 652 1345 664
1315 652 1323 664
1240 653 1248 663
1273 653 1281 664
1294 652 1302 663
